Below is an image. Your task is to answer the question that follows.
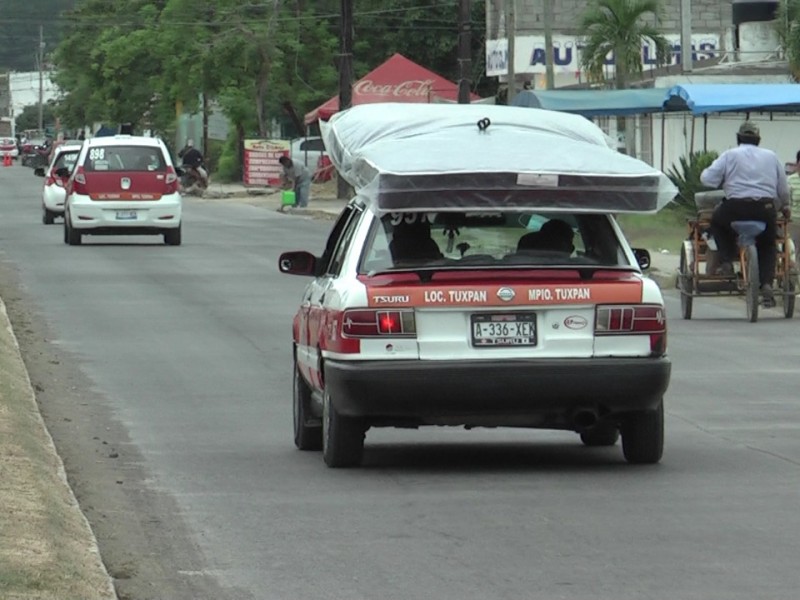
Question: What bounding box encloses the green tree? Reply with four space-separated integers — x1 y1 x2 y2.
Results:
578 0 671 154
777 0 800 80
14 102 57 132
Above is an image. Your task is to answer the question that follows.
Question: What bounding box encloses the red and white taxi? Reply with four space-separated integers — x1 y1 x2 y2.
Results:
0 137 19 160
61 135 182 245
281 208 671 467
279 103 675 468
35 141 83 224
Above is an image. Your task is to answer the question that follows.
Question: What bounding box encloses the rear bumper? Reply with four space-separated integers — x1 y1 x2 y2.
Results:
324 357 671 427
69 193 182 231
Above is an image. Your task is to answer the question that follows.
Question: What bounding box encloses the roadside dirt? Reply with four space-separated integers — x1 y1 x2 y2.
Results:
0 260 238 600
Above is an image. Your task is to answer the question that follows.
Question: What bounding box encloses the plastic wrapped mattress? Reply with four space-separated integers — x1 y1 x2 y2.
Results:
320 103 678 214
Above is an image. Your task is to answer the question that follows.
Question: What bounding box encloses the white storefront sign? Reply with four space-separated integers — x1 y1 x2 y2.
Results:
486 34 721 77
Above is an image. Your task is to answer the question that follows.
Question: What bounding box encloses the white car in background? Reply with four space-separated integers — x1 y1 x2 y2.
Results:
290 136 326 170
61 135 183 246
35 141 83 224
0 137 19 160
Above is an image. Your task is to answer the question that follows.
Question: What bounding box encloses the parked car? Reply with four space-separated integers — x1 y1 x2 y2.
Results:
279 103 676 468
290 136 326 170
61 135 182 246
34 141 83 224
0 137 19 160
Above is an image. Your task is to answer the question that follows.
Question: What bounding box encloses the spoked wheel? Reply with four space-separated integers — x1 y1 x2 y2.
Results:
744 245 759 322
783 278 796 319
678 245 693 320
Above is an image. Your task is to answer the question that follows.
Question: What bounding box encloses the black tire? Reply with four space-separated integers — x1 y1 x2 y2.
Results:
42 208 54 225
783 279 796 319
745 245 759 322
322 390 365 468
164 225 182 246
621 400 664 464
66 218 81 246
580 423 620 447
679 245 693 320
293 363 322 451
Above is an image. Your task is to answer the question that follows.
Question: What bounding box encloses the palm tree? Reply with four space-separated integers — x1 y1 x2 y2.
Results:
578 0 672 155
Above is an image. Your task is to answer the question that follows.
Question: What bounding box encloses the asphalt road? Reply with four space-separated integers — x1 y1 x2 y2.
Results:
2 164 800 600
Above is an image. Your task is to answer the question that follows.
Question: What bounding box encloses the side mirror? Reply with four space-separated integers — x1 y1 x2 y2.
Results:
632 248 651 270
54 167 71 178
33 167 45 177
278 251 318 276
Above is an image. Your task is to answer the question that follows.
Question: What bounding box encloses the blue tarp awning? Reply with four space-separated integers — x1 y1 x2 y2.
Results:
511 88 670 117
664 83 800 115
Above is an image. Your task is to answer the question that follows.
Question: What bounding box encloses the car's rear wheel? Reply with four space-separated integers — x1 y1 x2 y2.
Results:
65 218 81 246
621 400 664 464
293 362 322 451
580 422 620 446
322 390 365 468
42 208 54 225
164 225 182 246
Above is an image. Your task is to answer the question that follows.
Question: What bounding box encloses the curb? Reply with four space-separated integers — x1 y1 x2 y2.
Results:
0 298 117 599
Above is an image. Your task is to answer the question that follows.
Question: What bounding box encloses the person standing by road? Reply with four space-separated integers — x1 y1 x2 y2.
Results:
278 155 311 208
701 121 790 307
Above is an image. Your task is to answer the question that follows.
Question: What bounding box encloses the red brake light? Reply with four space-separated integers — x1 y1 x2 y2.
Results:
595 305 667 355
342 309 416 337
73 166 87 194
165 166 178 193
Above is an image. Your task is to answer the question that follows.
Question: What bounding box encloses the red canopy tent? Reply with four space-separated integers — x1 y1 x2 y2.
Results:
304 53 481 126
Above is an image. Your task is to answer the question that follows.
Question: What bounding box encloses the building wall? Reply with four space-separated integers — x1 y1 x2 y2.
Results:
489 0 734 39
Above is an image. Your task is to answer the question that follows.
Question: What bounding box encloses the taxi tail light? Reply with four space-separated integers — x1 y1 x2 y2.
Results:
165 166 179 193
342 309 416 337
72 166 87 195
595 305 667 355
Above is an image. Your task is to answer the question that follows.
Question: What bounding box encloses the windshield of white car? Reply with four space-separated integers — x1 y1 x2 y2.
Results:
358 211 628 274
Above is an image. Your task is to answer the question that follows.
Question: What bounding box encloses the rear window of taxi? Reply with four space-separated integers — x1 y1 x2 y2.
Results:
359 211 626 274
54 150 79 171
84 145 166 172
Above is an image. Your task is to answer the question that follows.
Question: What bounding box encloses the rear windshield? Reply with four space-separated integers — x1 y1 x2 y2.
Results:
0 138 15 146
359 211 627 273
54 150 79 171
83 145 166 172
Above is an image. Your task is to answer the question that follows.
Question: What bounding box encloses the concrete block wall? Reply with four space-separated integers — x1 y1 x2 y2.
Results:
498 0 733 38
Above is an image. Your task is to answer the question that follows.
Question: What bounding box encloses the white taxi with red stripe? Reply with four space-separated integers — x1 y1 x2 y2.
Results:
62 135 182 245
280 207 670 468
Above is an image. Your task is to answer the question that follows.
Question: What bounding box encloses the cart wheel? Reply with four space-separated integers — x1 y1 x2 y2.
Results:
744 245 759 323
679 245 693 320
783 278 796 319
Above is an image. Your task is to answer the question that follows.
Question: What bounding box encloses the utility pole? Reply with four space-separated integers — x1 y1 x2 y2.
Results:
680 0 693 72
337 0 354 199
543 0 555 89
506 0 516 104
457 0 472 104
38 25 44 132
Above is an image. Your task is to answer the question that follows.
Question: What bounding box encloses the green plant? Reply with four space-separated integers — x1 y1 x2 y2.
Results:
666 150 719 212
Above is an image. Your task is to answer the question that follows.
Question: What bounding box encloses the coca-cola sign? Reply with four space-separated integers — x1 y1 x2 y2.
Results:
353 79 435 98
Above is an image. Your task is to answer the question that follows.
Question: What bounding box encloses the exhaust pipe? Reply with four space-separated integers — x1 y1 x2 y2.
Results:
573 409 598 430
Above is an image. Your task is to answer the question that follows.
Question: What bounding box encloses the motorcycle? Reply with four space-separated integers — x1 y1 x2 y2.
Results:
179 163 209 196
21 141 52 168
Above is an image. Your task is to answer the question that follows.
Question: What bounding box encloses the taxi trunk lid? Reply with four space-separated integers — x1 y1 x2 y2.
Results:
361 270 644 360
